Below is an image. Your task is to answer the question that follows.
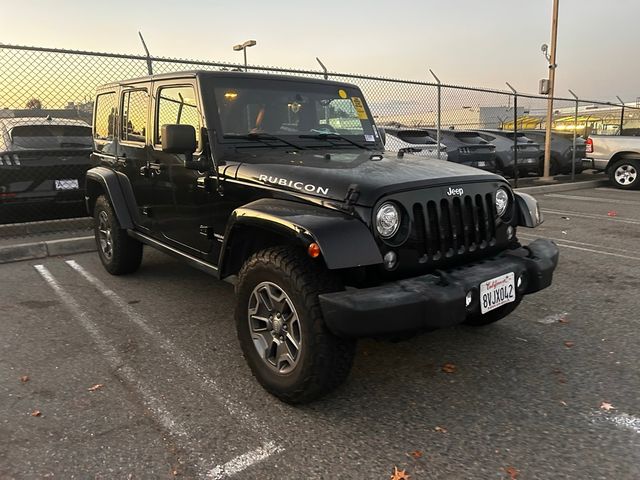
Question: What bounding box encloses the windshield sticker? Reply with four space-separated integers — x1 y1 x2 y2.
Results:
364 134 375 142
338 89 348 99
350 97 368 120
258 175 329 196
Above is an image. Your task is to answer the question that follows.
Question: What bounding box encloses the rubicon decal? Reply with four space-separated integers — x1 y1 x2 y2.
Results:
258 175 329 196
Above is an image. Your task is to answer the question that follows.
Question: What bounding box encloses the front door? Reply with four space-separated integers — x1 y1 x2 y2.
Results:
148 82 216 257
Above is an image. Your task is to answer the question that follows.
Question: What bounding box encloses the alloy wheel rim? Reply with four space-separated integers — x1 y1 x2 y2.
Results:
98 211 113 260
615 164 637 185
248 281 302 374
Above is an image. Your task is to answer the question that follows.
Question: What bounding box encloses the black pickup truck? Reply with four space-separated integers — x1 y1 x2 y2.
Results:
86 71 558 403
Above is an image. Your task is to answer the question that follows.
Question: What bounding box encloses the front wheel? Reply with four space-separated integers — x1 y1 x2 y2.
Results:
235 247 356 404
609 158 640 190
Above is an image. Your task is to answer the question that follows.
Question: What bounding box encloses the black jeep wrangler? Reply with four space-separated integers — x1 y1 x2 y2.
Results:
86 71 558 403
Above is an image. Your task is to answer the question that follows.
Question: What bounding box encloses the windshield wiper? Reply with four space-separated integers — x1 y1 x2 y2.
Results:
298 132 371 150
223 133 305 150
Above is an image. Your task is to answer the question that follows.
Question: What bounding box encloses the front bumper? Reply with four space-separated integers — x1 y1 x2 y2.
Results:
319 239 559 337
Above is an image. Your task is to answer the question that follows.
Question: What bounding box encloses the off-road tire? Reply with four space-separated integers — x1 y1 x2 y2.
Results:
235 246 356 404
463 298 522 327
94 195 143 275
609 157 640 190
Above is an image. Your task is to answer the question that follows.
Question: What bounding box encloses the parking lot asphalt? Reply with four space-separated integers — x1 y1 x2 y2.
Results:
1 186 639 480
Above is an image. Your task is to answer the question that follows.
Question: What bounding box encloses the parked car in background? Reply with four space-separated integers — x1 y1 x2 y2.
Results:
0 116 94 224
521 130 588 176
383 127 447 160
587 135 640 189
477 130 540 177
422 128 497 172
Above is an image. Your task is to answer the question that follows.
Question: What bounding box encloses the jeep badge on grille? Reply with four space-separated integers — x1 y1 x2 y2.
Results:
446 187 464 196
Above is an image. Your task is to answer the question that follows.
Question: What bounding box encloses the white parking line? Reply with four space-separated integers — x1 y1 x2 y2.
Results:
544 193 640 206
593 411 640 435
63 259 282 477
33 265 196 458
207 441 284 479
541 208 640 225
518 233 640 258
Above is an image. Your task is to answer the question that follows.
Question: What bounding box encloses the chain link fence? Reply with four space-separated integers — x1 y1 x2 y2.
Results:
1 43 638 241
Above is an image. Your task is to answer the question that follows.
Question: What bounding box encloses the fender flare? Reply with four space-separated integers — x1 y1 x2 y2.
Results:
85 166 139 229
219 198 382 277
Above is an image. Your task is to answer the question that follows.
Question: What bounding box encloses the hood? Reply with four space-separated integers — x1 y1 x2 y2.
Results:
232 150 502 206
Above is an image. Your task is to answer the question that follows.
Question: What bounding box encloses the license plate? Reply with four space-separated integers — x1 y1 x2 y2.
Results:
55 179 79 190
480 272 516 314
477 161 486 167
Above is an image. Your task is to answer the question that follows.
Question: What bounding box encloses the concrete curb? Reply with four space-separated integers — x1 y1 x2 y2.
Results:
0 236 95 264
515 179 609 195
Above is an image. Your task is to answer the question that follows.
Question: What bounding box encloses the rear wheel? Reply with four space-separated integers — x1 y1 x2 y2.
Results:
94 195 143 275
609 158 640 190
235 246 356 404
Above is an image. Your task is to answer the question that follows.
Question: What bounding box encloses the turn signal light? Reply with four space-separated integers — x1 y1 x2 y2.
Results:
307 242 321 258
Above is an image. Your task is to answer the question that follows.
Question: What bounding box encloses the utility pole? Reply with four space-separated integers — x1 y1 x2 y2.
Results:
542 0 560 180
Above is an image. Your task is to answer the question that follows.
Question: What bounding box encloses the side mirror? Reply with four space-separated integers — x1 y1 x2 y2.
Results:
161 124 201 169
377 127 386 146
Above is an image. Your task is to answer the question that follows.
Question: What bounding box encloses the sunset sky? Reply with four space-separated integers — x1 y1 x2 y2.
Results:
2 0 639 101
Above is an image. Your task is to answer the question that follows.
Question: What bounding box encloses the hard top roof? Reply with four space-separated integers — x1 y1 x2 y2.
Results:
96 70 358 90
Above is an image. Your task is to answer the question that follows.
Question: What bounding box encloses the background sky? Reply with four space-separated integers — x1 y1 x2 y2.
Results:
2 0 638 102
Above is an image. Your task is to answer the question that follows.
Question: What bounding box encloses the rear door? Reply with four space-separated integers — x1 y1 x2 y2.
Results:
115 84 153 230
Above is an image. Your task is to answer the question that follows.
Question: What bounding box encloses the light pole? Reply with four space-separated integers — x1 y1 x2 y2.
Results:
233 40 257 67
542 0 560 180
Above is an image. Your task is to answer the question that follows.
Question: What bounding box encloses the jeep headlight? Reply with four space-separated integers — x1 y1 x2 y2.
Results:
375 202 400 238
495 188 509 217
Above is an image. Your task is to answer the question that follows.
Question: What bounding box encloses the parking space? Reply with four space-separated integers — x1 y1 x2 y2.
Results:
1 186 639 479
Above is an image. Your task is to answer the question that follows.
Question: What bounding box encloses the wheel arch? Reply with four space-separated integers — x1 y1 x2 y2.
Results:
218 199 383 279
85 166 137 229
606 152 640 172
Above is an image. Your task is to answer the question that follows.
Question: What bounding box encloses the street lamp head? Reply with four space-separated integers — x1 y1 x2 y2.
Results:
233 44 244 51
243 40 257 48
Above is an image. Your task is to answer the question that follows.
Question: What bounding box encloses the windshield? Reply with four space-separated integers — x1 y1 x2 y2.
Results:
9 124 92 150
213 79 378 145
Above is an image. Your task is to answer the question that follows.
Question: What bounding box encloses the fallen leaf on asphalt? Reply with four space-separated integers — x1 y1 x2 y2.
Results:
441 363 457 374
505 466 519 479
20 375 29 383
560 401 568 406
31 410 41 417
607 211 617 217
600 402 614 411
561 230 567 235
87 384 104 392
434 426 448 433
390 466 410 480
558 316 570 324
564 341 574 348
409 450 422 459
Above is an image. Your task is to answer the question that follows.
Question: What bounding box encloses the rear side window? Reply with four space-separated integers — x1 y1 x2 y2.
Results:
121 89 149 144
94 92 117 141
155 86 201 146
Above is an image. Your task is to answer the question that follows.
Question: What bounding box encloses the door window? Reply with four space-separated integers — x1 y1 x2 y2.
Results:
155 86 201 147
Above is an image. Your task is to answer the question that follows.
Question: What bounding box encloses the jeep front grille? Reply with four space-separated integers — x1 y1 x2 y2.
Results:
412 194 496 261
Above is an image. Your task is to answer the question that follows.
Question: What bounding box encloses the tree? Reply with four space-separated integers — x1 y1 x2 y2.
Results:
25 98 42 110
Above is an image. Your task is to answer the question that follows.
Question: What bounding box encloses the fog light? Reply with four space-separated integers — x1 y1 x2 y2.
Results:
507 226 515 240
465 291 473 307
517 273 526 291
383 251 397 270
